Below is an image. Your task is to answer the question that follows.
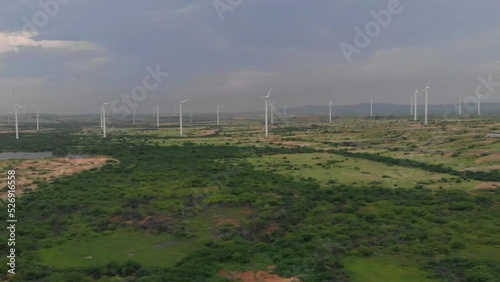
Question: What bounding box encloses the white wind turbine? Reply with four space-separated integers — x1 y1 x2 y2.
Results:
414 85 421 121
97 96 116 138
423 79 434 125
100 106 103 128
329 98 333 123
259 86 272 138
370 98 373 117
217 105 222 126
190 109 193 124
153 104 163 128
458 97 462 116
179 98 190 136
477 94 482 116
133 109 136 124
36 108 41 131
10 105 28 140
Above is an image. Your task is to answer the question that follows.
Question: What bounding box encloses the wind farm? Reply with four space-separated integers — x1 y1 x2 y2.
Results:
1 2 500 282
1 88 499 282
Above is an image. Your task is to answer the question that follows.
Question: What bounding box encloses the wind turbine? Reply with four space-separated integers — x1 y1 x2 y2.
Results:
133 109 136 124
153 104 163 128
414 84 421 121
259 86 272 138
10 105 28 139
329 98 333 123
36 108 41 131
217 105 222 126
269 100 276 125
101 101 116 138
477 94 482 116
370 98 373 117
96 95 116 138
190 109 193 124
100 106 103 128
179 98 190 136
423 79 434 125
458 97 462 116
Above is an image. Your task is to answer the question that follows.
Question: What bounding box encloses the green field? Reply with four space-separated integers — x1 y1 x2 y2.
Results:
0 117 499 281
39 231 200 268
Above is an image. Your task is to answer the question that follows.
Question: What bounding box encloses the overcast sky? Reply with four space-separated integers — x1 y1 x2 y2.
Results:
1 0 500 114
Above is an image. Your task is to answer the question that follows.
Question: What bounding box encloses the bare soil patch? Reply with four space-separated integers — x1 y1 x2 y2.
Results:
193 129 218 137
475 182 500 190
475 153 500 165
0 156 113 199
219 269 301 282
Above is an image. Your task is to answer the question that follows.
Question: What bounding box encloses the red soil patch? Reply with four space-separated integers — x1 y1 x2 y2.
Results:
0 156 113 200
219 269 301 282
475 182 500 190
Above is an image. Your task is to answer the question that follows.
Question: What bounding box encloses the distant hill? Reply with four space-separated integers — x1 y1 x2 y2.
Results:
282 103 500 117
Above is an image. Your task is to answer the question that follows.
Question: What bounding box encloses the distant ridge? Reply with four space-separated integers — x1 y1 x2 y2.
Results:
283 103 500 117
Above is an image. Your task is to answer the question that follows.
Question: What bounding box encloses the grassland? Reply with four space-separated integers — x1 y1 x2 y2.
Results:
0 117 499 281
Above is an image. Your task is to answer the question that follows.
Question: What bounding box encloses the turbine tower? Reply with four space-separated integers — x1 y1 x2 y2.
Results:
190 109 193 124
217 105 222 126
179 98 190 136
370 98 373 117
36 108 41 131
458 97 462 116
153 104 163 128
329 98 333 123
259 86 272 138
423 80 434 125
133 110 136 124
96 95 116 138
10 105 28 140
101 101 115 138
477 94 482 116
414 84 421 121
269 100 276 125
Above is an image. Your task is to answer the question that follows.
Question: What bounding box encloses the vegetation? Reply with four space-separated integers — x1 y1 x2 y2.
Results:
0 118 499 281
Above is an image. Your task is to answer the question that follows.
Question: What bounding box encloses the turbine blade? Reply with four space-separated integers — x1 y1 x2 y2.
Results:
266 86 273 98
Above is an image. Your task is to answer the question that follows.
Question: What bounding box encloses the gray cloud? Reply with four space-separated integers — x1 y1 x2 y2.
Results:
1 0 500 114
